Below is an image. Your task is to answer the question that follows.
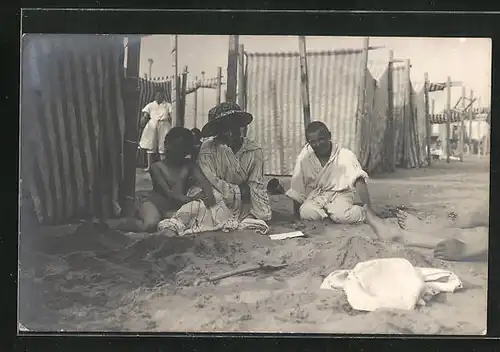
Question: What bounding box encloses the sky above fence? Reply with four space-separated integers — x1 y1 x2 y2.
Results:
138 35 491 125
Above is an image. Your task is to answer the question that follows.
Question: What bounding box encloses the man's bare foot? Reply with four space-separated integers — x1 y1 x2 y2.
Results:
434 238 467 261
364 205 401 242
144 167 150 172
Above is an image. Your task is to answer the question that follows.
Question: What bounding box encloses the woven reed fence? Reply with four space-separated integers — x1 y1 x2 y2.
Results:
21 35 127 225
245 49 392 176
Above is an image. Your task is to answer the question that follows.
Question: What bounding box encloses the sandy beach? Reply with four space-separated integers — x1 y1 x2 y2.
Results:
18 156 489 334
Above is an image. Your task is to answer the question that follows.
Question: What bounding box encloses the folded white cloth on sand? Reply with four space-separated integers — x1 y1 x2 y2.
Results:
157 188 269 236
320 258 462 311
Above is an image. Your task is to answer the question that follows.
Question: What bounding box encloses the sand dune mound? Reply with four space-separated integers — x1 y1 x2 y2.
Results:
19 220 452 331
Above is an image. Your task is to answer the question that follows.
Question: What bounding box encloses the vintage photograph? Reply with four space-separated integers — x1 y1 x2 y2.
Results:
19 34 490 334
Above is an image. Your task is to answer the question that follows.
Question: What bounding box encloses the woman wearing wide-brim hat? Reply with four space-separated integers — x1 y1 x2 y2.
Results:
201 102 253 138
195 102 272 222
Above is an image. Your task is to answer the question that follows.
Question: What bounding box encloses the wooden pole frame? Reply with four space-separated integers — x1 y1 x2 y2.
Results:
201 71 206 118
193 76 198 128
424 72 431 166
387 50 395 171
446 76 451 163
180 66 188 127
460 85 465 161
226 35 239 104
477 96 482 158
148 58 153 78
238 44 249 137
238 44 246 110
404 59 411 168
298 36 311 129
173 35 180 127
469 90 474 155
216 66 222 106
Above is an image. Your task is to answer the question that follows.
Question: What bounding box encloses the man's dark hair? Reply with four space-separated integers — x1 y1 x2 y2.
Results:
305 121 330 136
164 127 194 149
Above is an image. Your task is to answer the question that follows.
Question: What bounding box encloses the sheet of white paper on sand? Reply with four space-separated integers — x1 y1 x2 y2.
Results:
269 231 305 240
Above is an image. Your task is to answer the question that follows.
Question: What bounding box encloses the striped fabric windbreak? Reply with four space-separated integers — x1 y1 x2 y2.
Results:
409 85 428 168
391 67 427 169
429 108 491 125
21 35 127 225
412 90 426 167
359 66 391 174
427 82 447 92
429 111 463 124
245 50 367 175
427 81 463 93
470 107 490 115
391 66 408 167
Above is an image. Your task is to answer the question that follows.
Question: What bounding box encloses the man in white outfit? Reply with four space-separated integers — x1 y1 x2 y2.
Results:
139 89 173 171
286 121 372 224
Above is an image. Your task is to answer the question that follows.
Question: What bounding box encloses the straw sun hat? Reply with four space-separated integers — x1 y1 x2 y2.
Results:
201 102 253 137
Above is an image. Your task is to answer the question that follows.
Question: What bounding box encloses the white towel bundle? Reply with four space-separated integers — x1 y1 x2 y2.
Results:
320 258 462 311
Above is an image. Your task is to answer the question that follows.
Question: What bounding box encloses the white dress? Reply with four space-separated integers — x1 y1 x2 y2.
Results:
139 101 173 154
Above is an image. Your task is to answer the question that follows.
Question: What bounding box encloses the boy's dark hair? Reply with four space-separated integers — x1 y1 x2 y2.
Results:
191 128 202 141
164 127 194 149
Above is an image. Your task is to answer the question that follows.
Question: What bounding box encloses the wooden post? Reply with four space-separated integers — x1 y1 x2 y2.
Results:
460 85 466 161
469 90 474 155
173 35 179 126
121 36 141 216
432 99 436 159
216 66 222 106
477 96 482 158
485 117 490 157
193 76 198 128
174 36 178 82
446 76 451 163
148 58 153 78
179 66 188 127
424 72 431 166
387 50 395 171
175 75 182 127
356 37 370 158
238 44 246 109
238 44 248 136
201 71 206 118
226 35 239 104
403 59 411 168
298 36 311 129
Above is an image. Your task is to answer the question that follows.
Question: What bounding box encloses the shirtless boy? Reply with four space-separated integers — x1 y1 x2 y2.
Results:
117 127 216 233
